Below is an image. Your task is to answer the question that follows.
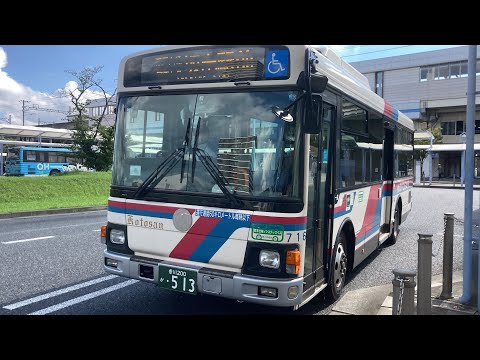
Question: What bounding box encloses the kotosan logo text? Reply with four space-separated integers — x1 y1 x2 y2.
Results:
127 215 164 230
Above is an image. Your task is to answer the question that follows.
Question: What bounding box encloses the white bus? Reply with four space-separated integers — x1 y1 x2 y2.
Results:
102 45 414 309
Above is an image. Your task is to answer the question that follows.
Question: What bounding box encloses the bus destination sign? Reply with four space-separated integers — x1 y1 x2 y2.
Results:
124 46 290 87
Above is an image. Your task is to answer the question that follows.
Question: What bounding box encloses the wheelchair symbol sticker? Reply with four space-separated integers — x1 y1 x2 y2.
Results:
265 50 289 78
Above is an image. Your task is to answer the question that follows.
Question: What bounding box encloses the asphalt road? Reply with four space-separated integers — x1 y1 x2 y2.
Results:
1 187 478 315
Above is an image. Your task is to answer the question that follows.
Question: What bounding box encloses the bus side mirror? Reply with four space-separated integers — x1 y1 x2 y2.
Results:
310 74 328 93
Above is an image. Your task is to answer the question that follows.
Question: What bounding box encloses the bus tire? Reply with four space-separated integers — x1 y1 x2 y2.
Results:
49 169 61 176
386 204 400 245
326 231 348 302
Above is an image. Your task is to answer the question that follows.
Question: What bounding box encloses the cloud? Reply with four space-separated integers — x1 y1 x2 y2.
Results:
0 47 108 126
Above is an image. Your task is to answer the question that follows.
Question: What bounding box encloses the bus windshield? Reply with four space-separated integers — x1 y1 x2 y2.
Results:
112 91 303 199
6 148 19 160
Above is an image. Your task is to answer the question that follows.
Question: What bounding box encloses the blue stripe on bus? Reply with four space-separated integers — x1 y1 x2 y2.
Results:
108 206 126 214
108 206 173 219
189 219 245 263
356 194 383 245
392 108 399 121
334 209 352 219
125 209 174 219
283 223 307 231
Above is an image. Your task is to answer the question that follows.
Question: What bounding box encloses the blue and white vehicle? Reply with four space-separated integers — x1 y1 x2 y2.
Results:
5 146 81 176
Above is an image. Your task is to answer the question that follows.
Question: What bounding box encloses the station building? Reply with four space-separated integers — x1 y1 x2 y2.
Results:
351 46 480 183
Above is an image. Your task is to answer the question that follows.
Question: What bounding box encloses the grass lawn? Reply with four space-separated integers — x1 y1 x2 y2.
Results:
0 172 112 214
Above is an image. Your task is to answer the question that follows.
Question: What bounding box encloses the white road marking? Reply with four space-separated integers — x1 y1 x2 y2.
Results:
93 229 101 232
2 236 55 245
3 275 118 310
28 279 139 315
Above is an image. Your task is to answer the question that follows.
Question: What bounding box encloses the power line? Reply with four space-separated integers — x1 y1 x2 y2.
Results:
0 115 12 124
341 45 412 58
20 100 71 126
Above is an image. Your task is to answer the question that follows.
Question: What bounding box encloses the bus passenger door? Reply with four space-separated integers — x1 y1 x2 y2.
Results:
304 99 335 293
380 128 394 233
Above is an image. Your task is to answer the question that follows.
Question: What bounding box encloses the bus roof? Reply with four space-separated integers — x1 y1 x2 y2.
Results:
118 45 414 131
310 46 414 131
16 146 73 152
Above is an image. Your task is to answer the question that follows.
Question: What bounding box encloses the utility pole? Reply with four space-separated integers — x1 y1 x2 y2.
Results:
21 100 31 126
460 45 477 307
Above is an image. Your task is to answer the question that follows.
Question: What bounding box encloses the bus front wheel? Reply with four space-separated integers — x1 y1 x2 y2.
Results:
326 231 348 302
386 204 400 245
49 170 61 176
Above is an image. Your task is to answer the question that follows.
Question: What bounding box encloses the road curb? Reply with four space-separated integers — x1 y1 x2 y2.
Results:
0 206 107 219
413 185 480 190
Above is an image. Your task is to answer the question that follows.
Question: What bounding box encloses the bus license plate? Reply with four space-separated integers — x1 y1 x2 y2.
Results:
158 265 197 295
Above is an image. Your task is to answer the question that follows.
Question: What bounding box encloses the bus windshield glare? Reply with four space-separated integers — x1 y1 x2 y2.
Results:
112 91 302 199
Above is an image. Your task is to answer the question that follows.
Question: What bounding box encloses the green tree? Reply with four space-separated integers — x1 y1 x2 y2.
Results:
64 66 116 171
414 127 443 181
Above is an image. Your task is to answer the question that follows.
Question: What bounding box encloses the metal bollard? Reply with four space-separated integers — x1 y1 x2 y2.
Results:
392 269 416 315
453 174 456 187
440 213 454 299
472 239 478 306
417 233 433 315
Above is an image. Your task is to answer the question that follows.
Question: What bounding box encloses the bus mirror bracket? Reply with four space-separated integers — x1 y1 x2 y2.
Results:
302 48 327 134
303 96 322 134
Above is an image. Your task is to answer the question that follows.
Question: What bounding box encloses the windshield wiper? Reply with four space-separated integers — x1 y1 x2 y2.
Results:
191 117 201 181
134 118 192 199
180 117 192 183
194 148 247 209
133 148 184 199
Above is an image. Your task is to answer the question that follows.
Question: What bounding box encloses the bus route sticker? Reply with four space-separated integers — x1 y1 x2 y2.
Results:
358 191 364 203
250 223 284 242
346 194 351 211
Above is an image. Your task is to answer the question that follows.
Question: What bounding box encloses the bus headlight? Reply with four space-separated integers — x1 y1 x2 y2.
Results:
259 250 280 269
110 229 125 245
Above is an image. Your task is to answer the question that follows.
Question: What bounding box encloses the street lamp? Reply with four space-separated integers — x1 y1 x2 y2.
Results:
461 132 466 186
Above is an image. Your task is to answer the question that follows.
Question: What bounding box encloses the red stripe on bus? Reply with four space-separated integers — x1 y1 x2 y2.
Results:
169 217 221 260
382 183 393 191
334 194 347 214
125 201 195 214
108 200 125 208
384 101 393 117
357 185 380 238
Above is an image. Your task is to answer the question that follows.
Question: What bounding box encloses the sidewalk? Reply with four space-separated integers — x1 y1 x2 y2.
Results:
414 183 480 190
330 271 479 315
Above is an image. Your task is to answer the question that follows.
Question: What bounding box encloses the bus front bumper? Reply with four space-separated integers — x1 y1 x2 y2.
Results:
103 250 303 307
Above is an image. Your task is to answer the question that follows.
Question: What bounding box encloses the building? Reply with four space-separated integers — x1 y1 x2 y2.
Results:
351 46 480 183
85 97 116 127
38 96 116 130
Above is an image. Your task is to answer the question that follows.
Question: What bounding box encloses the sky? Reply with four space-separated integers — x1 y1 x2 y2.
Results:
0 45 463 126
